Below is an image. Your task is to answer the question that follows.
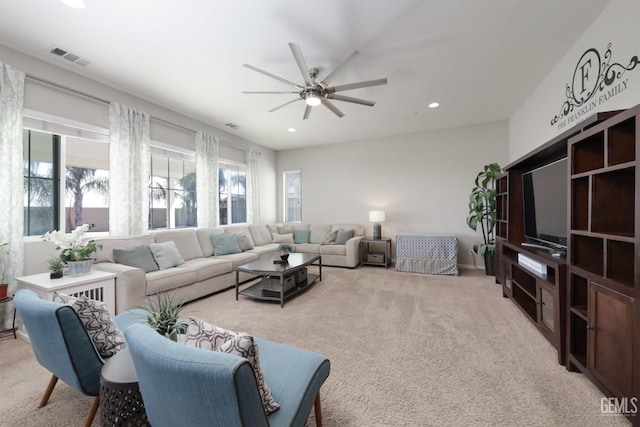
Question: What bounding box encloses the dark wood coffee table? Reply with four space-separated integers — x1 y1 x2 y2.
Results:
235 253 322 307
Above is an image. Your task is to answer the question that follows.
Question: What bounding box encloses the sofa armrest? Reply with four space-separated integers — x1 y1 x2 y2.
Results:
93 262 147 314
345 236 363 267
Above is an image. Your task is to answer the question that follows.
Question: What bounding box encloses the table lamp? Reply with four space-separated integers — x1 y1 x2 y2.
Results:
369 210 386 239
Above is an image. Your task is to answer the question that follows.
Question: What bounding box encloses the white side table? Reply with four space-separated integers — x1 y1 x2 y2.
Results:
16 269 116 340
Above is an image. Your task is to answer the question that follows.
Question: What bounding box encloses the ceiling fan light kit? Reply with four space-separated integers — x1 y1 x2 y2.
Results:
243 43 387 120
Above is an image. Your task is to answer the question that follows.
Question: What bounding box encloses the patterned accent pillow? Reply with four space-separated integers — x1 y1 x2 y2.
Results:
184 316 279 414
184 316 236 351
320 230 338 245
220 334 280 414
54 293 124 358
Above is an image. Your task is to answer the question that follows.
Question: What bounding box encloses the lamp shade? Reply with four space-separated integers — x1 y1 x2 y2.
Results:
369 210 386 223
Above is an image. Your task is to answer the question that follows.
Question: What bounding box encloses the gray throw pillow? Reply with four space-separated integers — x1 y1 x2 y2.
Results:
293 229 311 244
149 241 185 269
113 245 159 273
211 233 242 255
320 230 338 245
335 228 355 245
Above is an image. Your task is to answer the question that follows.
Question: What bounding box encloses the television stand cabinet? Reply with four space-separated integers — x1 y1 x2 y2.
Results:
501 241 567 365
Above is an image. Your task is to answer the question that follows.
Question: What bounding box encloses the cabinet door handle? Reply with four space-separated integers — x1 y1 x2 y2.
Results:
586 325 594 330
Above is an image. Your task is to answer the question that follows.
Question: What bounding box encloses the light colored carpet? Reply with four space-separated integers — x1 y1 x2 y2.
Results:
0 267 629 426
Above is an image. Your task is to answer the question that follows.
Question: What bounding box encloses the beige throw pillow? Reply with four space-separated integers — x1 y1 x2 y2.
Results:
272 232 294 244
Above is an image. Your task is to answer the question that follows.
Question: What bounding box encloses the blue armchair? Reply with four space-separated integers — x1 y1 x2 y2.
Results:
125 323 331 427
13 289 135 427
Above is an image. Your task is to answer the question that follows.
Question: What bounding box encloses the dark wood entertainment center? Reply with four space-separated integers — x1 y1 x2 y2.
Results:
497 106 639 424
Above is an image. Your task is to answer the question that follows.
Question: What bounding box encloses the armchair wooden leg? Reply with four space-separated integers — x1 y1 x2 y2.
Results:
84 396 100 427
38 375 59 408
314 392 323 427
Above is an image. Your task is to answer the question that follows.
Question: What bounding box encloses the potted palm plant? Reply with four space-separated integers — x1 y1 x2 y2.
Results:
466 163 502 276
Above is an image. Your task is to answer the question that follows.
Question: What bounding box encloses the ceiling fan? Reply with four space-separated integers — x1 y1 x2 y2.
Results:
243 43 388 119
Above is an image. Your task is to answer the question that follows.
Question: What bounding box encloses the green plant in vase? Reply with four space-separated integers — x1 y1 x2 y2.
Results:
466 163 502 275
278 243 293 262
144 292 187 341
48 258 64 279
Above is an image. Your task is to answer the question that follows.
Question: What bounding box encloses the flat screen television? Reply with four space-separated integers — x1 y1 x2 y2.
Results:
522 158 568 254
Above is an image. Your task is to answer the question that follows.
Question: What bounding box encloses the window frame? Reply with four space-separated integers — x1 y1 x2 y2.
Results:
283 170 302 223
218 159 248 226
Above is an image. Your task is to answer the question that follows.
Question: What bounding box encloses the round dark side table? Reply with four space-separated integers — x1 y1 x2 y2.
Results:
100 346 150 427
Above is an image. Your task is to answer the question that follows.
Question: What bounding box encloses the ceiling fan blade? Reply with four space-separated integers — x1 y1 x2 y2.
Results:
268 98 303 113
242 91 299 94
321 50 361 86
330 78 388 93
321 99 345 118
303 105 312 120
328 94 376 107
243 64 303 89
289 43 313 87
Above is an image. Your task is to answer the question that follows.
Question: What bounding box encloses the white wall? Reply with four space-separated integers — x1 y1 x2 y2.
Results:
276 121 509 267
0 44 278 274
510 0 640 161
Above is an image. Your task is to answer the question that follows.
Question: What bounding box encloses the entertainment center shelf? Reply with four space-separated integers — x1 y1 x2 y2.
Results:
497 105 639 425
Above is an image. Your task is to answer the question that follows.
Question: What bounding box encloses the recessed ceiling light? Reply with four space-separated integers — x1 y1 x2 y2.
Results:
428 102 440 109
61 0 85 9
288 128 296 133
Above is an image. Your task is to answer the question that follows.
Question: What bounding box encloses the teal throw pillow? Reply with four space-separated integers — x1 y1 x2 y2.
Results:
149 241 185 269
211 233 242 256
293 229 311 244
335 228 355 245
113 245 159 273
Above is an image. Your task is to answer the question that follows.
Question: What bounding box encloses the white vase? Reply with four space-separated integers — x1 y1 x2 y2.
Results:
67 260 92 276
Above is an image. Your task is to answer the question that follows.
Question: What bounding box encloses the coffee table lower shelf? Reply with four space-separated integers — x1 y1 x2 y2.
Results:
238 273 320 305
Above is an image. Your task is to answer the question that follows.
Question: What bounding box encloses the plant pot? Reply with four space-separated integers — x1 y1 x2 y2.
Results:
280 253 290 262
484 252 496 276
0 284 7 300
67 260 92 276
50 271 63 279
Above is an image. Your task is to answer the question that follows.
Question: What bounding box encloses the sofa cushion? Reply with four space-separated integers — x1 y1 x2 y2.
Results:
180 258 232 282
272 232 294 244
113 245 159 273
277 223 309 234
54 293 124 358
246 243 279 257
94 234 156 263
145 268 197 295
196 228 222 257
309 224 332 244
320 230 338 245
211 233 242 255
293 229 311 244
149 241 185 269
248 224 273 247
320 244 347 256
225 225 256 247
335 228 355 245
294 243 321 254
154 229 204 261
213 251 259 269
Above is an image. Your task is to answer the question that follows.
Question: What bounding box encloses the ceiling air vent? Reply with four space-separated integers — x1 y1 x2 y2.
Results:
49 46 90 67
225 123 240 130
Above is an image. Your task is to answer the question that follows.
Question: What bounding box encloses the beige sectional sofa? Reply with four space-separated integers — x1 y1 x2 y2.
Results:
92 223 364 313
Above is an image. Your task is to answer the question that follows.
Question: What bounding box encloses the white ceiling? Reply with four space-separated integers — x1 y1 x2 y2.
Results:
0 0 610 151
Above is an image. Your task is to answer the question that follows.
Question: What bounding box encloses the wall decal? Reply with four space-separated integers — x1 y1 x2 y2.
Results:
551 43 639 129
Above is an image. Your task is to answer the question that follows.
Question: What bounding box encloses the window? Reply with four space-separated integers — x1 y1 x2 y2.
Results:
23 130 60 236
218 162 246 225
283 170 302 223
149 154 197 229
64 138 109 232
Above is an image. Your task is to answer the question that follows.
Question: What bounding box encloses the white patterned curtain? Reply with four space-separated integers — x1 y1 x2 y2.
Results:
195 131 219 228
0 63 25 329
247 149 261 224
109 102 150 236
